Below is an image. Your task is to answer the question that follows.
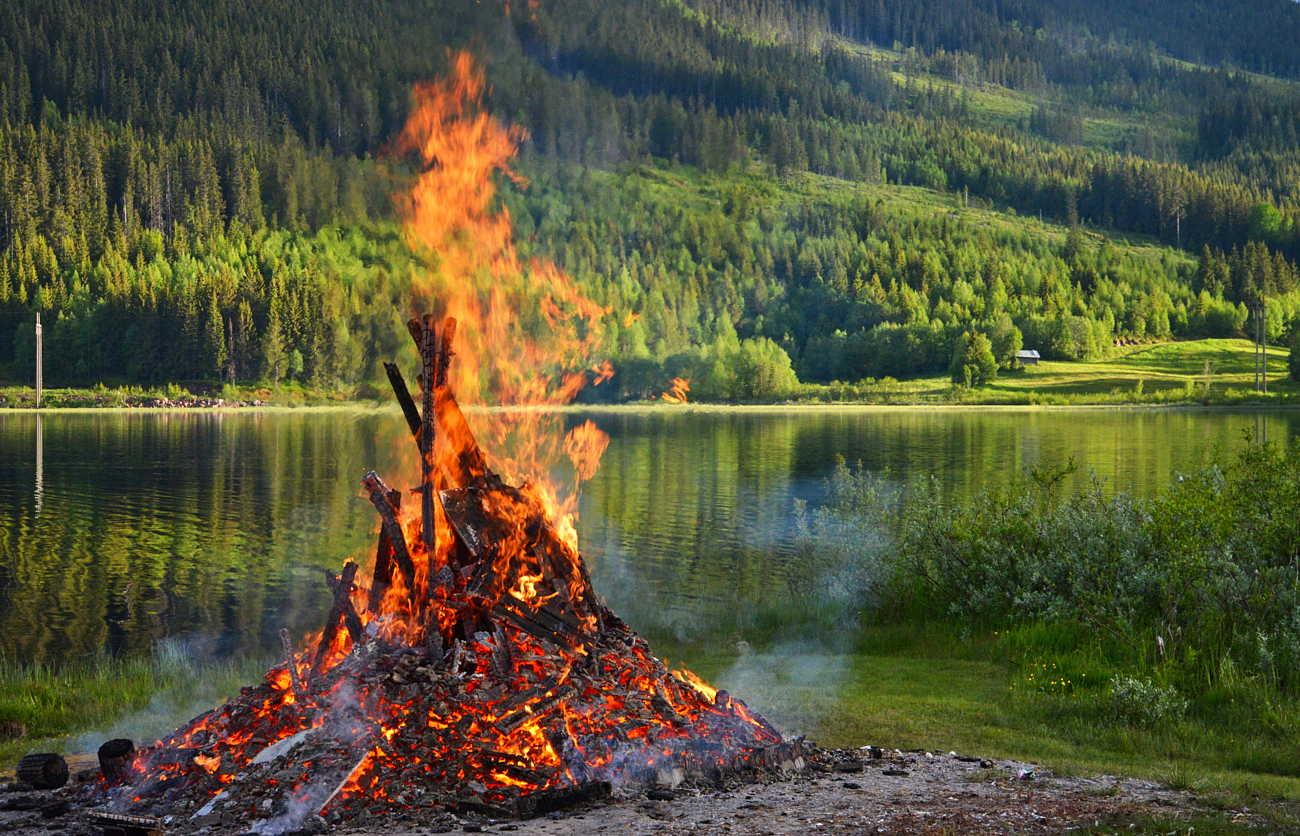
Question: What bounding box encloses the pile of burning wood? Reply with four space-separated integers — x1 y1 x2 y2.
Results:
86 316 801 835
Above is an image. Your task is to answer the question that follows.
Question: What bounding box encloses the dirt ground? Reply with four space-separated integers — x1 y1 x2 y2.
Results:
0 749 1269 836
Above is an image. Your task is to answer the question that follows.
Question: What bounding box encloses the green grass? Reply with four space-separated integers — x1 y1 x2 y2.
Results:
0 650 271 772
796 338 1299 406
656 619 1300 815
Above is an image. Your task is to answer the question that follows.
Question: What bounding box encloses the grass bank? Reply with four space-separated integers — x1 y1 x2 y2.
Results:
4 339 1296 409
796 338 1300 405
0 650 270 773
0 380 368 409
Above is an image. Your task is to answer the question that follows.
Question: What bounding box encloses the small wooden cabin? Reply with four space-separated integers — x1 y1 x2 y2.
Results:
1017 349 1041 366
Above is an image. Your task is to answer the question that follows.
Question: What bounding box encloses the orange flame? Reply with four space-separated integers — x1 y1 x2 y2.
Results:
563 421 610 483
395 50 610 493
661 377 690 404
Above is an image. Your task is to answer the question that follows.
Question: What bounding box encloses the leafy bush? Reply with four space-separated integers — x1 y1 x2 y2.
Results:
892 439 1300 692
1111 676 1188 727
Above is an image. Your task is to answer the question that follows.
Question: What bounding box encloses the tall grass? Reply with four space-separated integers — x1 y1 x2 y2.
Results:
0 646 271 770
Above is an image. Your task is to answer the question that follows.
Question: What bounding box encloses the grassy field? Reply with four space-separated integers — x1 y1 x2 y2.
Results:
0 651 271 774
798 338 1299 406
655 620 1300 833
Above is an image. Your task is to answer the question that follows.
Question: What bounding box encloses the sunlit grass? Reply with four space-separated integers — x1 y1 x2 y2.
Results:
656 619 1300 805
0 650 271 771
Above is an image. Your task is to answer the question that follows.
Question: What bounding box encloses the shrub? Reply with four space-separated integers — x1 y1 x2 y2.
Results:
1110 676 1188 727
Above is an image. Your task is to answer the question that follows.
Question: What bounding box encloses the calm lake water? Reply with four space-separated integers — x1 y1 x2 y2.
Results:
0 406 1296 666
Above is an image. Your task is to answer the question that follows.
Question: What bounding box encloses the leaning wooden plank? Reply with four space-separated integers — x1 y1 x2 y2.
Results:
362 471 417 593
309 561 359 682
367 489 401 614
384 362 423 439
433 386 488 483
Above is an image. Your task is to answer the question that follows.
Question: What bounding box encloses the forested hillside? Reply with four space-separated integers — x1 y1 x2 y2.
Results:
3 0 1300 398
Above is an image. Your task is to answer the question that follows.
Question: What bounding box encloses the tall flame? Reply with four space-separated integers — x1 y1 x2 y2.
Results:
395 50 609 493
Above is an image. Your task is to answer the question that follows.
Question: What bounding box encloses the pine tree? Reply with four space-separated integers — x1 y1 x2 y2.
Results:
262 301 286 386
204 291 227 380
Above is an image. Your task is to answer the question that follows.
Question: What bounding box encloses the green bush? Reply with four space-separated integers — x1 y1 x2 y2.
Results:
1111 676 1188 727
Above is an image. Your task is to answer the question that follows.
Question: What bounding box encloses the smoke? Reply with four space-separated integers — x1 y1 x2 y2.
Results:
251 679 372 836
67 638 271 756
712 641 851 739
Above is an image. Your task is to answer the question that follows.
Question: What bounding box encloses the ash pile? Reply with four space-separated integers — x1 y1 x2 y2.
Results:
84 316 803 835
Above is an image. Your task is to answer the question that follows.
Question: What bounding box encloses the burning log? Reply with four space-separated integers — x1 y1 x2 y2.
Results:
368 487 403 614
279 628 303 696
493 685 577 735
324 566 366 644
16 753 68 789
97 739 135 785
309 561 359 681
362 471 417 592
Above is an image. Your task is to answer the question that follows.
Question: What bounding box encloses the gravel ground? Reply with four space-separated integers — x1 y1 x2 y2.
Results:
0 749 1262 836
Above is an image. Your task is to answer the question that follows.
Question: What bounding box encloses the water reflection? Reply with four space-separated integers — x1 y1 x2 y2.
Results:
0 407 1296 665
34 413 42 518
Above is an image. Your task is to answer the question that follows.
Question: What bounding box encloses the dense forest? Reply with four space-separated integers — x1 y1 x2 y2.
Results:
3 0 1300 398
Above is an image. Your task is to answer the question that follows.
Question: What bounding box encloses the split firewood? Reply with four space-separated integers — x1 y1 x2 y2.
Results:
368 488 402 614
362 471 417 593
309 561 360 682
279 629 303 696
323 567 365 644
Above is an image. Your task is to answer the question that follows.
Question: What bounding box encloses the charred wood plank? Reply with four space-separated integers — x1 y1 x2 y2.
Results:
309 561 359 682
383 362 422 439
499 590 587 636
368 489 402 614
493 685 576 735
279 629 303 696
324 568 365 645
515 780 611 819
84 811 163 836
492 604 586 653
435 317 457 387
362 471 417 592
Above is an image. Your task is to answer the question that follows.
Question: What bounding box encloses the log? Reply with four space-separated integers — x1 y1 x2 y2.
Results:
16 753 68 789
492 603 586 654
97 738 135 784
309 561 360 682
368 488 402 614
515 780 611 819
362 471 417 593
435 317 457 387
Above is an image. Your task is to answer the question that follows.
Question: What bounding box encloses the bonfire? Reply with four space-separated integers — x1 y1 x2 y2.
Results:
82 53 801 836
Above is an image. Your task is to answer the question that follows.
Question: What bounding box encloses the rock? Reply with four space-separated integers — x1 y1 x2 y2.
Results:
842 782 862 790
832 761 864 774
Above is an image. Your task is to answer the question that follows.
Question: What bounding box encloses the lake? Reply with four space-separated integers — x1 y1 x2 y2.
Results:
0 406 1296 667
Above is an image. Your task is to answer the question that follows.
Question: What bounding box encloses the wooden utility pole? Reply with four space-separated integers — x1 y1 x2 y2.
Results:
35 313 42 409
